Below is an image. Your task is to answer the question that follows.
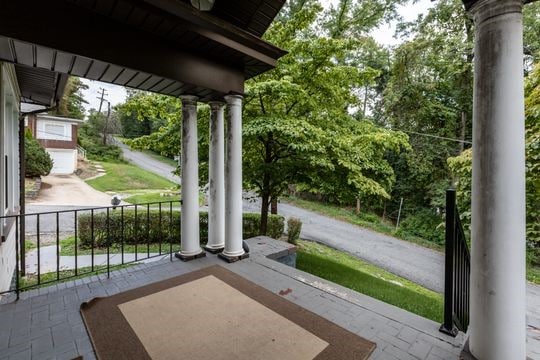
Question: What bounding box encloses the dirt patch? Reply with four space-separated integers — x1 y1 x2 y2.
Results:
77 159 101 180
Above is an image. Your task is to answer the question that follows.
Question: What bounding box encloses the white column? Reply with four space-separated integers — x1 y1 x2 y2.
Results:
205 101 225 252
176 95 204 260
469 1 526 359
221 95 246 260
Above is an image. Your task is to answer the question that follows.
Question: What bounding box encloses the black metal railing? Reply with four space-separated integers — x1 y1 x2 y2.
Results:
0 200 182 299
440 189 470 337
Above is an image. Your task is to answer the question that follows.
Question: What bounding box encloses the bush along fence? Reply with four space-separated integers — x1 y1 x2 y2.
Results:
0 200 284 298
78 209 285 248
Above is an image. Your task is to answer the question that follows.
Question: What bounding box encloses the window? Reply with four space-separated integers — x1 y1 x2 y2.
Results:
38 121 71 141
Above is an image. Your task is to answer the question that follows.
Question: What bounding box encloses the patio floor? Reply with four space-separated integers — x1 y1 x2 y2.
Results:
0 237 466 360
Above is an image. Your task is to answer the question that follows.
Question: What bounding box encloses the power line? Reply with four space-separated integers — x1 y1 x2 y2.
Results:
398 129 472 145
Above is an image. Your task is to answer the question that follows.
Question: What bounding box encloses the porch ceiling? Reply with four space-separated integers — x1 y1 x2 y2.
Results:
0 0 287 102
14 65 68 107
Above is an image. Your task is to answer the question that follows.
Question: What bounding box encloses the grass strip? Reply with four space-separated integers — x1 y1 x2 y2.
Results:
86 162 176 192
296 240 443 322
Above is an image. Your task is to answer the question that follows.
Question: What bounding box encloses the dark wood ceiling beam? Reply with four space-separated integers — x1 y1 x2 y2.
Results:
141 0 287 59
0 0 245 96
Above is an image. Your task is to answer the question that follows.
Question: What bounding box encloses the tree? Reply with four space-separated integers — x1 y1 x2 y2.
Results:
378 0 474 216
53 76 88 119
243 2 409 233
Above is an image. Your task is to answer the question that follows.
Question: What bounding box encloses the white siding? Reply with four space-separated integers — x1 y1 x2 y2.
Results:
0 62 21 293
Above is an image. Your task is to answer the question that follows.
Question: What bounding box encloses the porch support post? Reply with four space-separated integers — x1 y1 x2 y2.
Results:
176 95 205 261
468 0 526 359
219 95 248 262
205 101 225 253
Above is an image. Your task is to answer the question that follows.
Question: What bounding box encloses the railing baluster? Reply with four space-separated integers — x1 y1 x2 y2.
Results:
170 201 173 261
159 202 162 255
15 216 20 300
91 209 95 272
135 204 138 261
56 213 60 281
74 210 78 276
37 214 41 285
121 206 125 265
107 207 110 278
147 203 150 258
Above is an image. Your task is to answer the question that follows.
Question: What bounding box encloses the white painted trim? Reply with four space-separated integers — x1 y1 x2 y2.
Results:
3 63 21 104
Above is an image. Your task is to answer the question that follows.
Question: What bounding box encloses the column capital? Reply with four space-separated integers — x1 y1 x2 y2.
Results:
179 95 199 106
467 0 522 23
208 101 226 110
224 94 243 106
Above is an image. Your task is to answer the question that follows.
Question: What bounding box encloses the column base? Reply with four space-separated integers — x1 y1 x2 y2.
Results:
218 252 250 263
439 323 458 337
459 340 477 360
174 251 206 262
204 245 225 254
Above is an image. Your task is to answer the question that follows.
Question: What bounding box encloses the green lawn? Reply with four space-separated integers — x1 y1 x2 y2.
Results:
286 196 443 251
124 191 180 204
86 162 176 192
296 240 443 322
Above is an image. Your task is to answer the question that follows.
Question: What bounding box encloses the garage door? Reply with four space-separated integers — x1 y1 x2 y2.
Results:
47 150 76 174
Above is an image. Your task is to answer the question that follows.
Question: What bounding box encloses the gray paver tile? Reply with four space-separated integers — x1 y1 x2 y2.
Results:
385 344 419 360
30 333 53 357
7 348 30 360
398 326 420 344
408 339 433 359
377 332 411 351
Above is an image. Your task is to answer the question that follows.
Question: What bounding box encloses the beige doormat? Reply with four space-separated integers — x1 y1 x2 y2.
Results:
81 265 376 360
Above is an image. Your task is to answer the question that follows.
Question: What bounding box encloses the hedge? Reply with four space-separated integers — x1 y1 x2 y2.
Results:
77 210 284 248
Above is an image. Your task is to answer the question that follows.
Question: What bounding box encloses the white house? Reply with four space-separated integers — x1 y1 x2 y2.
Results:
27 114 83 175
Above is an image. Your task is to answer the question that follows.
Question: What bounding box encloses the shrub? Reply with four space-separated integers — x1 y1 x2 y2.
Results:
287 217 302 244
25 130 53 177
396 209 445 245
77 210 284 248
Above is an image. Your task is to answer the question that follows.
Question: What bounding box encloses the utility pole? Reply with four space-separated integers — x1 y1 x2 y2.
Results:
96 87 108 114
103 101 111 145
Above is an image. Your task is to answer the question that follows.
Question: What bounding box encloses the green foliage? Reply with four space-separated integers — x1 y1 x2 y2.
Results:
379 0 473 216
119 91 182 157
396 209 444 245
287 217 302 244
77 210 284 248
52 76 88 120
243 2 409 233
448 62 540 263
78 112 123 161
116 91 169 139
24 130 53 177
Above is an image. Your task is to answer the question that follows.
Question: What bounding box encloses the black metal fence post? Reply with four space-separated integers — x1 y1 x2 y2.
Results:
440 189 463 337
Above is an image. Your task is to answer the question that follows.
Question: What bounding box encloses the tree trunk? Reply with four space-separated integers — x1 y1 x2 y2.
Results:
356 197 361 215
260 193 269 235
271 197 278 214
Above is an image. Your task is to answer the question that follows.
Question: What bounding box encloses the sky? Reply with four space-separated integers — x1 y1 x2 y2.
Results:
81 0 433 113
